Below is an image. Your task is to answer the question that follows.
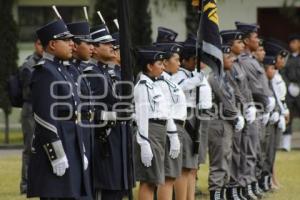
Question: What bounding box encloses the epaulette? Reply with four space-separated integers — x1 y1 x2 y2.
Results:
139 80 153 89
83 66 94 72
33 60 45 68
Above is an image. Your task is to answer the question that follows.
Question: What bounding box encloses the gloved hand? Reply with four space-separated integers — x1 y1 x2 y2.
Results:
83 154 88 170
140 142 153 167
266 97 276 113
261 113 270 126
269 111 280 124
288 83 300 97
278 115 286 132
51 156 69 176
235 115 245 132
167 133 181 159
245 106 256 124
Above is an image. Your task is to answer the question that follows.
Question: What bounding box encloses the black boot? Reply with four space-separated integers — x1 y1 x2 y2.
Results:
245 184 258 200
226 187 241 200
251 182 263 199
260 176 270 192
210 189 222 200
237 187 248 200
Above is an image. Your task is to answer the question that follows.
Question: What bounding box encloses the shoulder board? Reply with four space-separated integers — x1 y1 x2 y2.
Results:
139 80 153 89
33 60 45 68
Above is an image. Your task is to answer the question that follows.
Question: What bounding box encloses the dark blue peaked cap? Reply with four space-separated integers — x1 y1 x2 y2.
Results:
263 39 289 57
263 56 276 66
136 46 165 65
156 27 178 43
36 19 73 46
155 42 183 54
235 21 259 34
67 21 93 43
90 24 115 43
111 32 120 48
220 30 243 44
288 34 300 42
221 45 231 54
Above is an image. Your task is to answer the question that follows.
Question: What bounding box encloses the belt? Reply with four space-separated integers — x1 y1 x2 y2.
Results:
174 119 185 126
149 119 167 126
57 110 94 123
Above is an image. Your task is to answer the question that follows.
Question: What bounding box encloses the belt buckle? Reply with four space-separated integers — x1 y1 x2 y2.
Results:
75 111 81 124
89 110 95 122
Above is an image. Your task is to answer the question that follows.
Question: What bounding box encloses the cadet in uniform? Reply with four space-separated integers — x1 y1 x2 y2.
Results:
172 34 212 200
220 30 250 200
19 37 43 194
66 21 96 200
236 22 275 200
28 19 90 200
206 45 244 200
281 34 300 151
260 56 280 193
154 42 185 200
88 24 133 200
134 47 168 200
263 39 289 190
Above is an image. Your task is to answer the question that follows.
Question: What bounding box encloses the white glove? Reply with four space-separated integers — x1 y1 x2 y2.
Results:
288 83 300 97
235 116 245 132
269 112 280 124
199 77 213 109
51 156 69 176
278 115 286 132
167 134 181 159
83 154 88 170
261 113 270 126
140 143 153 167
266 97 276 113
245 106 256 124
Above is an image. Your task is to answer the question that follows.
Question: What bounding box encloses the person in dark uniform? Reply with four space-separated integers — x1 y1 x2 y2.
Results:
88 24 133 200
134 47 168 200
281 34 300 151
19 37 43 194
28 19 90 200
236 21 276 200
66 21 95 200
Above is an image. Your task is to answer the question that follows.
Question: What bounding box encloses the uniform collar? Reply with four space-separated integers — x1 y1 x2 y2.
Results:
140 73 157 83
90 58 98 65
161 71 171 80
43 52 69 65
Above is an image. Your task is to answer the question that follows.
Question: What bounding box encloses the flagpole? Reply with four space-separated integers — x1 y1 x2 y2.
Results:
193 0 205 154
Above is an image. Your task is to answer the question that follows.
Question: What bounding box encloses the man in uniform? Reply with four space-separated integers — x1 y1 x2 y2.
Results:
67 21 96 200
220 30 252 200
236 21 275 200
281 34 300 151
28 19 90 200
19 37 43 194
88 24 133 200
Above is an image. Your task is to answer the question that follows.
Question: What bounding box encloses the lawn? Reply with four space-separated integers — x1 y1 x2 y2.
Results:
0 151 299 200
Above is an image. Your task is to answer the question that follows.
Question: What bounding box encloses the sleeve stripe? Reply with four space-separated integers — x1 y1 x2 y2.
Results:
34 113 58 135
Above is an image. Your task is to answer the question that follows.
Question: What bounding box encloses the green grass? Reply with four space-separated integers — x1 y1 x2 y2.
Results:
0 151 299 200
0 131 23 144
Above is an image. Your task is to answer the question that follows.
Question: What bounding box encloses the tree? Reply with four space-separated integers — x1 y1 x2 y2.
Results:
0 0 19 143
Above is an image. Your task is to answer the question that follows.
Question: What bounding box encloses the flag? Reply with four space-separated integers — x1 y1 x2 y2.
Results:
200 0 223 76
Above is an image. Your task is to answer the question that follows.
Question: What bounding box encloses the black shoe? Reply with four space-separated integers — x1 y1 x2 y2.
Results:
238 187 248 200
251 182 263 199
226 187 241 200
260 176 270 192
210 189 222 200
245 184 258 200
